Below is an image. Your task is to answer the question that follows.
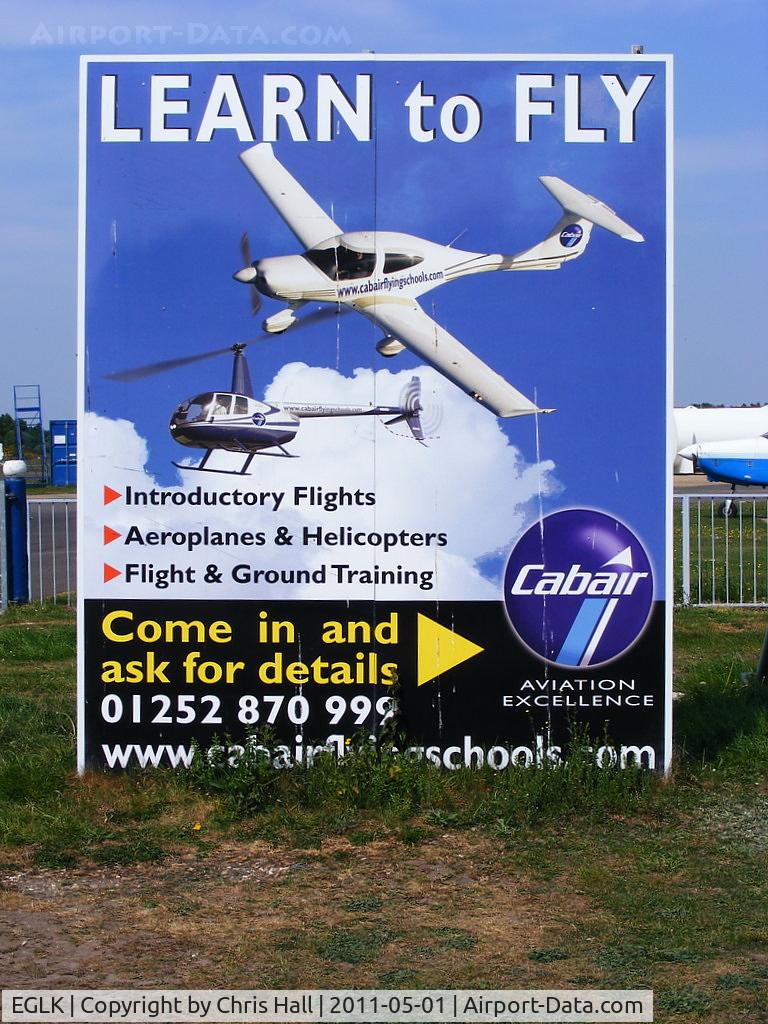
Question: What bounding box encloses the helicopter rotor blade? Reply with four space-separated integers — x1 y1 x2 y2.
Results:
105 303 349 383
105 345 241 382
240 231 262 315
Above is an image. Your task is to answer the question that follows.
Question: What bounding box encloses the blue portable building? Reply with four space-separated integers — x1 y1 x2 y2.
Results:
50 420 77 486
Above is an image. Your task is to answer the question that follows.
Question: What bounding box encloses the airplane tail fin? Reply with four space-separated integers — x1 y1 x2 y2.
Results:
506 177 643 270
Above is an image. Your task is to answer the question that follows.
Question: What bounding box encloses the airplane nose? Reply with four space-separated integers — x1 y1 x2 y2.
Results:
233 260 275 297
253 267 274 297
233 265 258 284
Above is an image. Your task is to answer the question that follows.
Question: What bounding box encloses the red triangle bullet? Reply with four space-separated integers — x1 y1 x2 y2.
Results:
103 486 121 505
103 563 122 583
103 526 121 545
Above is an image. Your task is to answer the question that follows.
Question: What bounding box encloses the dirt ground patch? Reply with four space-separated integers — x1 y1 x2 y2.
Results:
0 833 594 989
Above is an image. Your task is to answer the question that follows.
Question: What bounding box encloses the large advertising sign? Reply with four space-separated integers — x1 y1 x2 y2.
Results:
77 54 672 772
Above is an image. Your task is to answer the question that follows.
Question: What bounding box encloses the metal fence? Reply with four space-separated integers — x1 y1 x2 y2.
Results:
14 494 768 608
0 480 7 612
676 494 768 606
27 498 77 604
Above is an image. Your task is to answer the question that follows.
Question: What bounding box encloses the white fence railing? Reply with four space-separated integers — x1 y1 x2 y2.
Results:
15 496 768 608
27 498 76 604
676 494 768 606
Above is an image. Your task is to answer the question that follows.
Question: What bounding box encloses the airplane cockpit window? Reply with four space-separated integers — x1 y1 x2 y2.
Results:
337 247 376 280
383 253 424 274
305 245 376 281
303 246 335 278
212 394 233 416
183 393 214 423
304 247 338 278
234 396 249 415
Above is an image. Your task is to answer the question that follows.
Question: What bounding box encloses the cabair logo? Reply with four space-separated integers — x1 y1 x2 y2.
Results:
559 223 583 248
503 509 654 668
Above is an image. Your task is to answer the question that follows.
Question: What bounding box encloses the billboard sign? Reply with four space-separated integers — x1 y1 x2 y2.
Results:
78 53 672 772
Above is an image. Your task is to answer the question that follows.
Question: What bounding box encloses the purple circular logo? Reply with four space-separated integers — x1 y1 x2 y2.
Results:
559 223 583 248
504 509 654 668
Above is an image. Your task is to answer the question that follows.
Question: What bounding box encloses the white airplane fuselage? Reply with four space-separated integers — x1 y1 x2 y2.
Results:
251 230 516 308
673 405 768 474
678 435 768 488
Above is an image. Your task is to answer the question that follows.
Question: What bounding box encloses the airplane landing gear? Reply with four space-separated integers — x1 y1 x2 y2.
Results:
263 300 306 334
718 487 736 518
263 308 297 333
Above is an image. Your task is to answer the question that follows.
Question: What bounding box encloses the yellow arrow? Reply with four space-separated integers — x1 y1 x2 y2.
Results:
417 613 484 687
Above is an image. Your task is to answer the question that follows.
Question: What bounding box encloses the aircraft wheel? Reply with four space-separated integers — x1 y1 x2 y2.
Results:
718 499 734 518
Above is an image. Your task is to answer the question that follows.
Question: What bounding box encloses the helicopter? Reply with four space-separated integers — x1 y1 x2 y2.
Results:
231 143 644 418
168 344 425 475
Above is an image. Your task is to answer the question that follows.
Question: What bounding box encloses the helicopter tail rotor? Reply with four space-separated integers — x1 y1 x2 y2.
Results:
385 376 426 442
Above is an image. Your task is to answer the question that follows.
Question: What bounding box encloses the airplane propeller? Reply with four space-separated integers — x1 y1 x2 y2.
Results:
105 304 348 382
239 232 262 315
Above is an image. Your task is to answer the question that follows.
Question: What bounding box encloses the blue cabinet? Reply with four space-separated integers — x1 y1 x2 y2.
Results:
50 420 77 486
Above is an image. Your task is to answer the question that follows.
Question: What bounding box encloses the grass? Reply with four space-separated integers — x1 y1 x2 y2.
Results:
673 607 768 765
674 495 768 604
0 603 767 1019
26 484 76 496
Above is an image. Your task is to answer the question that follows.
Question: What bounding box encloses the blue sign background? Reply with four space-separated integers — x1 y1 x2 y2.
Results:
82 56 668 591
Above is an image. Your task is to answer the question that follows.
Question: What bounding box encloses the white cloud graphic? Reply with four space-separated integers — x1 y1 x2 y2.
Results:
83 364 559 600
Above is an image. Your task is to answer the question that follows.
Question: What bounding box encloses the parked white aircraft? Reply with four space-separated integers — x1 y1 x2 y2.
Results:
234 143 644 419
673 406 768 474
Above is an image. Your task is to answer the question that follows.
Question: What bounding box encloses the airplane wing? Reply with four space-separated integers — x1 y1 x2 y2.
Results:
239 143 342 250
361 300 549 419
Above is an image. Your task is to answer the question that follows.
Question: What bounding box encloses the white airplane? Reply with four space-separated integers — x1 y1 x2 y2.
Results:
673 405 768 474
678 436 768 488
678 434 768 516
234 143 644 419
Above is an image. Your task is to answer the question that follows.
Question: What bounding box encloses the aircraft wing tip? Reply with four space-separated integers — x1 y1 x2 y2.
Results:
240 141 274 163
496 406 555 419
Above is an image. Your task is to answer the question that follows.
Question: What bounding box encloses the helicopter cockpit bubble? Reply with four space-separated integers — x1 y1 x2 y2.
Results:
171 392 214 425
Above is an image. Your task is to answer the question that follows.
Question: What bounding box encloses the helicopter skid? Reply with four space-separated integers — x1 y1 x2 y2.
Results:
172 445 296 476
253 446 298 458
172 458 256 476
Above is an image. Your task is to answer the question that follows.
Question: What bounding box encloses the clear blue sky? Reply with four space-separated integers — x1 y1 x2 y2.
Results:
1 0 766 421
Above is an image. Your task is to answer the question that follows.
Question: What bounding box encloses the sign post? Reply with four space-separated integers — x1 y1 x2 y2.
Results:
78 53 672 773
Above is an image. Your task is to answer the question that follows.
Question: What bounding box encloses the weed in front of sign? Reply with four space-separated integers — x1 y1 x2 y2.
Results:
179 719 653 840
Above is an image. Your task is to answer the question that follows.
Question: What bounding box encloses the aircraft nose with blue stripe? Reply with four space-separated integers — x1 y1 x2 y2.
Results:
679 435 768 488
